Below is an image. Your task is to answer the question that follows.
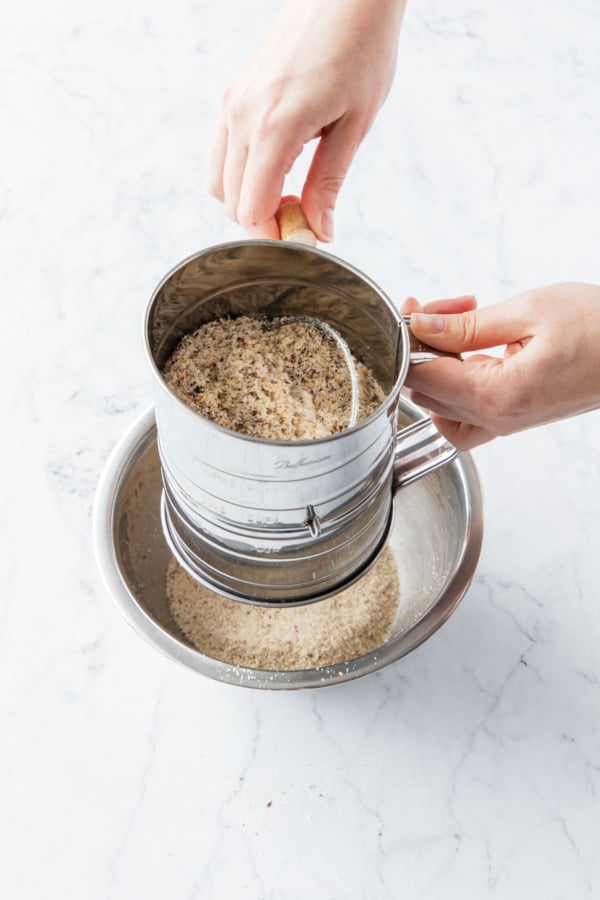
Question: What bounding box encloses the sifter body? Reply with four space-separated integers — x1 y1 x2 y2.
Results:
145 239 456 606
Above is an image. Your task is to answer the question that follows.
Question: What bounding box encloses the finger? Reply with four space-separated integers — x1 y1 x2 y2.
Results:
429 415 495 451
400 296 422 314
207 117 228 201
243 218 281 240
222 135 249 222
237 130 304 229
301 115 366 242
408 390 495 448
410 298 530 353
401 295 476 316
422 295 477 315
243 194 306 241
408 387 474 423
405 354 503 409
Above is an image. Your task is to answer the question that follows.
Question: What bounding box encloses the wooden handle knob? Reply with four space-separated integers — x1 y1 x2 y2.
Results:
275 202 317 247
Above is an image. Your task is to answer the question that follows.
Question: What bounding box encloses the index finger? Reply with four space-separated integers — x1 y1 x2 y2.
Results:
237 128 305 232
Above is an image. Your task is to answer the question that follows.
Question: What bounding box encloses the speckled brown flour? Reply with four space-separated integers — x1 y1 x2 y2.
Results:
161 315 385 439
166 547 399 670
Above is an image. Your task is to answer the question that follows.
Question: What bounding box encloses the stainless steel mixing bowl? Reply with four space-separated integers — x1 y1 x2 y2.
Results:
93 399 483 690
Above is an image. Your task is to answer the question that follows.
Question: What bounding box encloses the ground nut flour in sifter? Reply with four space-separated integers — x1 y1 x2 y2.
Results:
162 313 399 668
161 315 385 439
167 547 399 670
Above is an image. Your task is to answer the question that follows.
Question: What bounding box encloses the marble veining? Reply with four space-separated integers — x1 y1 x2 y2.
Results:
1 0 599 897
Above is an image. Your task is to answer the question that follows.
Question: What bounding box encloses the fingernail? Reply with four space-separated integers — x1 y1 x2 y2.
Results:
320 208 334 242
411 313 445 334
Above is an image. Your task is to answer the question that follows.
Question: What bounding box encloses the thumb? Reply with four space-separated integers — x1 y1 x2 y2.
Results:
301 115 365 242
409 301 529 353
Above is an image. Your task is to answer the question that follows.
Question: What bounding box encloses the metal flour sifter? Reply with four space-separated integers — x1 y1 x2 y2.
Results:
144 202 462 607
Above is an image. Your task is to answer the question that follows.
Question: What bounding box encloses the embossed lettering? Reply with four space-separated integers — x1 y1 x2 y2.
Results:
274 456 332 470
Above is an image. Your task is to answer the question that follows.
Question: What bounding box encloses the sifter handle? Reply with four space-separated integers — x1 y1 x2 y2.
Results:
275 201 318 247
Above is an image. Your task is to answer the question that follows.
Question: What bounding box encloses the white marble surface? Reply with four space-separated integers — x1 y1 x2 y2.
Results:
2 0 599 897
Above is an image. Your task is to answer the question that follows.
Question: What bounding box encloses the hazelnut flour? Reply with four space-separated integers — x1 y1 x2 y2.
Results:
166 548 399 671
161 315 385 439
162 314 400 670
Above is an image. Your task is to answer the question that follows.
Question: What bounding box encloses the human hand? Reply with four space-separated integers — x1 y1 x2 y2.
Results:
402 283 600 450
207 0 405 241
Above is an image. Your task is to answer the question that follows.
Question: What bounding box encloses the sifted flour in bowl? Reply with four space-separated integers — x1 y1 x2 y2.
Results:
166 547 399 670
